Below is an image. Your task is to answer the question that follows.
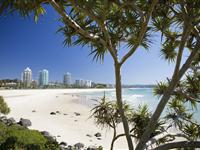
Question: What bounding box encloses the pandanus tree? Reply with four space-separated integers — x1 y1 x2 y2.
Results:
0 1 159 149
91 95 132 150
1 0 200 149
136 1 200 149
91 97 166 150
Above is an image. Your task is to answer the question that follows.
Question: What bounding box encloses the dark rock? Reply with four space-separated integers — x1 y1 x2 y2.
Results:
60 141 68 150
60 142 67 146
86 134 92 138
0 116 8 124
74 112 81 116
97 138 101 140
41 131 55 141
6 117 16 125
41 131 51 137
18 118 32 127
50 112 56 115
94 132 101 137
32 110 36 113
74 142 84 149
67 145 73 150
0 116 9 125
87 145 98 150
63 113 68 115
0 116 7 121
74 120 77 122
56 111 60 114
57 135 61 137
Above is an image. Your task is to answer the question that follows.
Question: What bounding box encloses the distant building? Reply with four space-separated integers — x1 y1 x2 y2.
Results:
31 80 38 89
22 67 32 87
85 80 92 87
63 72 71 86
75 79 84 87
38 69 49 86
75 79 92 88
106 84 114 88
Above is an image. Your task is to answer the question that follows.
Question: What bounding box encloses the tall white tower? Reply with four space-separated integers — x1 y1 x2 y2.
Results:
22 67 32 87
63 72 71 86
38 69 49 86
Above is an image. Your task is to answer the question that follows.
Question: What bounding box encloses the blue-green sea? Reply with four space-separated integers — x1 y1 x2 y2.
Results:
78 88 200 121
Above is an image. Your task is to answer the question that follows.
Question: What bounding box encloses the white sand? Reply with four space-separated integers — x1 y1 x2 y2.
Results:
0 89 129 150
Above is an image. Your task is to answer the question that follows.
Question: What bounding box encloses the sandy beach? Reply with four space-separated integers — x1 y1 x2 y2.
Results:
0 89 129 150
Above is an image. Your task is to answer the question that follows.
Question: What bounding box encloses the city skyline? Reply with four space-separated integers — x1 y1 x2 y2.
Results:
21 67 94 85
0 7 176 84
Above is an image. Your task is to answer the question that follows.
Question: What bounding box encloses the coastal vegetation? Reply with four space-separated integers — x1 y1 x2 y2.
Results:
0 121 59 150
0 96 10 115
0 0 200 150
91 96 166 150
0 96 61 150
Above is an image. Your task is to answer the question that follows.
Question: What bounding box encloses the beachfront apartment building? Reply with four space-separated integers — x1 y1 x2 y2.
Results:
63 72 71 86
38 69 49 87
85 80 92 87
22 67 32 87
75 79 84 87
75 79 92 88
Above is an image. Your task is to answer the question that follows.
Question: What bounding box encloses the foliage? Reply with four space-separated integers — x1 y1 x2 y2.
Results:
0 0 155 62
1 0 200 150
91 97 167 147
129 105 165 141
154 68 200 147
91 95 131 129
0 121 60 150
0 96 10 115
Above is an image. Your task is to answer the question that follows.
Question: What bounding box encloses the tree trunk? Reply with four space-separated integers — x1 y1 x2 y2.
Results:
114 63 134 150
110 127 116 150
135 23 196 150
153 141 200 150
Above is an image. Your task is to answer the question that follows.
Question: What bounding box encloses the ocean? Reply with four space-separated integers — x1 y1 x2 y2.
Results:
78 88 200 121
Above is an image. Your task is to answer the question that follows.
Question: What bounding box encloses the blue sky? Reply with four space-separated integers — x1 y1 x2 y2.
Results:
0 7 176 84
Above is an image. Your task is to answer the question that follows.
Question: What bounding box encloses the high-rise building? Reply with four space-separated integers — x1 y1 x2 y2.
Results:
38 69 49 86
63 72 71 86
75 79 92 87
85 80 92 87
75 79 84 87
22 67 32 87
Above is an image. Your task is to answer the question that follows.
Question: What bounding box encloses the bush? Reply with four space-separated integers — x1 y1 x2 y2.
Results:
0 96 10 115
0 122 60 150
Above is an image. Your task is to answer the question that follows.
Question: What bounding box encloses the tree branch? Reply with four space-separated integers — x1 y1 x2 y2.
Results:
113 133 136 142
153 141 200 150
66 0 118 62
148 133 190 146
119 0 158 66
136 29 200 150
49 0 115 59
118 2 144 19
173 90 199 103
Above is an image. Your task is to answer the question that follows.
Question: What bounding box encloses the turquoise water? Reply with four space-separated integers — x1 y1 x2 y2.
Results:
79 88 200 121
78 88 158 111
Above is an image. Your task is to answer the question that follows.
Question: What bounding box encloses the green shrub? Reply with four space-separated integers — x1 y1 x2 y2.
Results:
0 122 60 150
0 96 10 115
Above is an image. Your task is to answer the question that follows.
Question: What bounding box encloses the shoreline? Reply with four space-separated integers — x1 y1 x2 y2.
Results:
0 89 188 149
0 89 128 150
